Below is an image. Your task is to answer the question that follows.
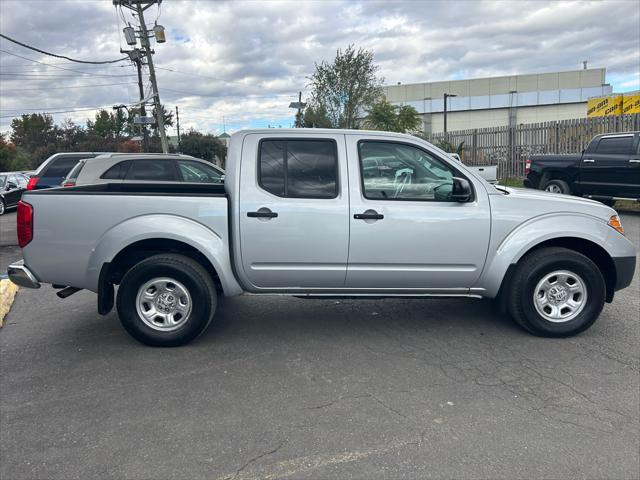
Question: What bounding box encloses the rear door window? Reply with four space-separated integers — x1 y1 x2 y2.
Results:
258 139 338 198
101 161 132 180
595 136 634 155
177 160 223 183
125 159 179 181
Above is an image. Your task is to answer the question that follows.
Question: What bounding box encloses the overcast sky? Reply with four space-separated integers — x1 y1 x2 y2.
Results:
1 0 639 136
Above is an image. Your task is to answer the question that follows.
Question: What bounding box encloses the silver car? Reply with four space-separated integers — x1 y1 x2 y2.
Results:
64 153 224 187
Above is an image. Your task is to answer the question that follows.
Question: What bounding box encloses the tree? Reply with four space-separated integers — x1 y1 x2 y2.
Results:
364 99 422 133
302 104 332 128
0 134 17 171
86 109 126 139
308 45 383 129
178 129 227 165
434 139 465 156
10 113 57 153
396 105 422 133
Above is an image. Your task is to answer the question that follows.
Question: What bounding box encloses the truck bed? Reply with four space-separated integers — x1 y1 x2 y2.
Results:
21 182 230 292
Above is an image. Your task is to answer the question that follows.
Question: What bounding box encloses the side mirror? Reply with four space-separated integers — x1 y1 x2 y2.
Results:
450 177 472 202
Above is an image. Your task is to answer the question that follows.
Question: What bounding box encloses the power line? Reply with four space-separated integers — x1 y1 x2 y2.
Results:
0 105 115 119
0 49 135 77
0 73 135 79
0 82 137 92
0 33 128 64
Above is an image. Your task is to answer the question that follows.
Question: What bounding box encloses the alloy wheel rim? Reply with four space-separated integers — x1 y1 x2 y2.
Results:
533 270 587 323
135 277 192 331
545 184 562 193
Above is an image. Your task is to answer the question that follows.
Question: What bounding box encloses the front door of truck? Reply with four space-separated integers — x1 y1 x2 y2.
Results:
238 133 349 290
578 134 638 198
345 136 491 291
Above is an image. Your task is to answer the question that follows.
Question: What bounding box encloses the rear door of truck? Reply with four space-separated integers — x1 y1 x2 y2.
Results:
579 133 639 197
238 132 350 289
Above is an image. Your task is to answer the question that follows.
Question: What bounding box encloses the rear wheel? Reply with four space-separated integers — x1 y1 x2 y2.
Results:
543 179 571 195
116 253 217 346
508 247 605 337
0 199 5 215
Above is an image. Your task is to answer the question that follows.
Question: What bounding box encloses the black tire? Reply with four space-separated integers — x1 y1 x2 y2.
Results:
116 253 217 346
508 247 605 337
0 198 5 216
543 179 571 195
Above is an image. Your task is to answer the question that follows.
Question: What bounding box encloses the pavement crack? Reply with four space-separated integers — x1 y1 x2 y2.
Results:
230 441 285 480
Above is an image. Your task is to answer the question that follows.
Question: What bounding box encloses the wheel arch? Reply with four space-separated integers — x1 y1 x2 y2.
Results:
480 213 628 302
86 214 242 315
495 237 617 312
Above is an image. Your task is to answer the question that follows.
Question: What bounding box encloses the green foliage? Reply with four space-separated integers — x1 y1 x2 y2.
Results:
3 107 212 171
302 104 333 128
178 129 227 165
434 139 465 156
364 99 422 133
10 113 57 154
308 45 383 129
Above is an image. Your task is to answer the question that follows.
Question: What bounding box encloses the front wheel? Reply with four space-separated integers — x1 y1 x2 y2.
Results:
116 254 217 346
508 247 605 337
0 199 5 216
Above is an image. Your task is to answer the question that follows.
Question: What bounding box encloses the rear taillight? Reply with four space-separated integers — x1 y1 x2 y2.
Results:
17 201 33 248
63 181 75 187
26 176 39 190
524 159 531 175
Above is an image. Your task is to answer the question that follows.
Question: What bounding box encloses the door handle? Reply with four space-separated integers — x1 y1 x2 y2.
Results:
583 159 595 163
247 208 278 218
354 210 384 220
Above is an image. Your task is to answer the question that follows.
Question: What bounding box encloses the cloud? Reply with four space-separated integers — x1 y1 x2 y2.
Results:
1 0 638 134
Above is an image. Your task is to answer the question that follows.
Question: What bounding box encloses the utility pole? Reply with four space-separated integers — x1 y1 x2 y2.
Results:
136 2 168 153
175 105 181 149
115 0 168 153
123 48 150 152
289 92 306 128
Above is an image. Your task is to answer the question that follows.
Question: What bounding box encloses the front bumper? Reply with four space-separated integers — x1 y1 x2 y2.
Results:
7 260 41 289
613 256 636 291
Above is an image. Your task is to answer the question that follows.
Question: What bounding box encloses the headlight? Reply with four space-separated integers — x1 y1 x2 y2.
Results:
608 215 624 235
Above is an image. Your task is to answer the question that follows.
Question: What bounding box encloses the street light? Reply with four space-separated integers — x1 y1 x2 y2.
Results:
443 93 457 134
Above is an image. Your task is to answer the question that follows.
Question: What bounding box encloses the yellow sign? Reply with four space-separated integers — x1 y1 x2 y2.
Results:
622 94 640 115
587 95 623 117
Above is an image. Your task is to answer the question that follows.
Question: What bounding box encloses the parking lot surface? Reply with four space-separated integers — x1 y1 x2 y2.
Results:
1 214 638 479
0 212 18 247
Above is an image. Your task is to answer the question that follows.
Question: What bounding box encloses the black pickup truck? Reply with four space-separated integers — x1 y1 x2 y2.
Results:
524 131 640 203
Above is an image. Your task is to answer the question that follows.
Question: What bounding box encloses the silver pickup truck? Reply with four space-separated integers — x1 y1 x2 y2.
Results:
9 129 636 346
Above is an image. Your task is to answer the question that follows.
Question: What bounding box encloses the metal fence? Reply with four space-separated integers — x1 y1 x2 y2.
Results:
423 114 640 179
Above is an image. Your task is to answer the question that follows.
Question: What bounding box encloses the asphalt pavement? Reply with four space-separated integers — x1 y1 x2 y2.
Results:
1 214 638 479
0 211 18 247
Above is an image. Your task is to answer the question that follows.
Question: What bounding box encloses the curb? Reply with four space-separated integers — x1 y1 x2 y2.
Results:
0 279 19 327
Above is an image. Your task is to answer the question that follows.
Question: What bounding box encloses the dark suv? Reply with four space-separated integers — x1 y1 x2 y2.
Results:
27 152 109 190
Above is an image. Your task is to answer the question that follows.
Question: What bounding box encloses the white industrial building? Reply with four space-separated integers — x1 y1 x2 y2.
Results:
383 68 612 133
